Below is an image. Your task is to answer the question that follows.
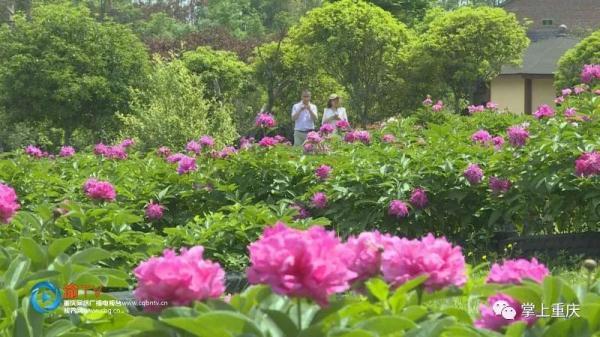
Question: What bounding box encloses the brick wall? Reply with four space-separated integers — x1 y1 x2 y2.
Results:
503 0 600 32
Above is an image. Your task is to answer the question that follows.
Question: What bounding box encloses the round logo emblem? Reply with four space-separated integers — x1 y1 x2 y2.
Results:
30 281 62 313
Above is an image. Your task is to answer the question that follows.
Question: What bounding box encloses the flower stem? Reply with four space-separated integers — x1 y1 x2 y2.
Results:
417 286 424 305
296 298 302 330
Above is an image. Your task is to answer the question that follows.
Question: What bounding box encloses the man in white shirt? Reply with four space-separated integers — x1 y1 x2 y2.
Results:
291 90 318 146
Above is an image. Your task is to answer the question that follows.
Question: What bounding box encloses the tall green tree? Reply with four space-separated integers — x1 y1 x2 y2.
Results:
555 29 600 90
419 6 528 111
287 0 413 124
0 3 149 141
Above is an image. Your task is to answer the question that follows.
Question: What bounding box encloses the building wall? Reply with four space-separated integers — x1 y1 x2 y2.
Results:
503 0 600 32
491 75 525 114
531 78 556 112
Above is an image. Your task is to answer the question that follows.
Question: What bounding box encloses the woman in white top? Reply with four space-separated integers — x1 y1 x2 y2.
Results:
322 93 348 125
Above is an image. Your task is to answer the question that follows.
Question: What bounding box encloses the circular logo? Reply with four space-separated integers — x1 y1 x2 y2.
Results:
30 281 62 313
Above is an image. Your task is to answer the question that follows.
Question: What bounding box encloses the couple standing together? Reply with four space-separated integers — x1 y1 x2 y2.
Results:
291 90 348 146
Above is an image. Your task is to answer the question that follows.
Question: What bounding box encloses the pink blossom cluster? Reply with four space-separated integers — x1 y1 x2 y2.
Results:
492 136 505 150
564 107 577 117
336 120 351 131
177 155 197 175
475 294 536 331
145 202 164 221
381 134 396 143
574 84 588 94
247 223 356 306
258 136 277 148
388 200 409 218
156 146 171 157
464 164 484 185
382 233 467 291
410 188 428 209
432 100 444 112
344 130 371 144
581 64 600 83
120 138 135 148
291 203 310 220
507 125 529 148
561 88 572 96
306 131 323 144
486 258 549 284
345 231 390 283
239 137 255 150
422 95 433 106
575 151 600 177
486 101 498 110
489 177 511 194
0 183 20 224
83 178 116 201
255 113 277 128
468 105 485 114
134 246 225 312
311 192 328 209
213 146 237 159
59 146 76 157
319 123 335 135
166 153 185 163
315 164 332 180
94 143 128 160
533 104 555 119
471 130 492 144
25 145 46 158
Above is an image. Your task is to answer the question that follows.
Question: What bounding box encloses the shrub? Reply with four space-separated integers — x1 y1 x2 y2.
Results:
555 29 600 89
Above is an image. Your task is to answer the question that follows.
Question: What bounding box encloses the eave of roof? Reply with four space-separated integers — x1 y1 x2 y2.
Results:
500 36 580 75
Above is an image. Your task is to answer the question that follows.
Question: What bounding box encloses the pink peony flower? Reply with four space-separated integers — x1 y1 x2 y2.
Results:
575 151 600 177
355 131 371 145
486 101 498 110
492 136 505 150
291 203 310 220
315 165 332 180
595 89 600 95
0 183 20 224
432 100 444 112
120 138 135 148
218 146 237 158
381 134 396 143
422 95 433 106
345 231 390 283
199 135 215 148
464 164 484 185
381 234 467 291
554 96 565 105
471 130 492 144
274 135 290 145
306 131 323 144
507 126 529 148
344 131 358 143
145 202 164 221
186 140 201 154
581 64 600 83
166 153 185 163
486 258 549 284
475 294 537 332
94 143 109 156
574 85 587 94
25 145 44 158
388 200 409 218
564 107 577 117
311 192 328 209
255 113 276 128
468 105 485 114
303 143 315 153
489 177 511 194
105 146 127 160
258 136 277 148
83 178 116 201
134 246 225 312
59 146 75 157
410 188 428 209
561 88 572 96
533 104 555 119
319 123 335 135
177 156 197 175
247 223 356 306
157 146 171 157
240 137 255 150
336 120 350 130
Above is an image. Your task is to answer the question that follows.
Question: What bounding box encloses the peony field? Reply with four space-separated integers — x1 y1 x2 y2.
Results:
1 1 600 336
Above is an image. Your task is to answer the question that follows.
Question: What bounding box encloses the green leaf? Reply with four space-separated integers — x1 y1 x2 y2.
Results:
405 317 456 337
263 309 299 336
44 320 75 337
4 255 31 289
328 330 376 337
366 278 389 302
21 237 48 267
48 238 79 259
356 315 417 333
505 321 526 337
16 270 61 289
161 311 264 337
442 308 472 324
0 288 18 316
70 248 111 265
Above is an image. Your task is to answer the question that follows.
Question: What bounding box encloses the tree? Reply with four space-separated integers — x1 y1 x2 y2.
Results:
555 29 600 90
183 46 262 133
333 0 434 25
419 6 528 112
0 4 149 141
196 0 265 39
119 58 238 150
287 0 413 124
